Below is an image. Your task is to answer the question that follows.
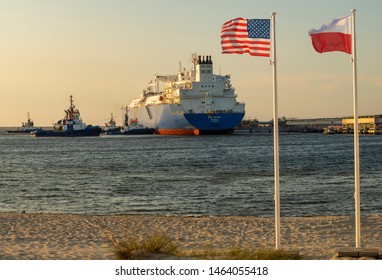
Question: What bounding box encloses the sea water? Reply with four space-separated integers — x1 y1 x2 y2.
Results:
0 132 381 217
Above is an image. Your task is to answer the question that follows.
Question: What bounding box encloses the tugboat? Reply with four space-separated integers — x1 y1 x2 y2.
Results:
119 106 155 135
121 118 155 135
7 112 40 133
103 106 155 135
31 95 102 137
103 113 121 135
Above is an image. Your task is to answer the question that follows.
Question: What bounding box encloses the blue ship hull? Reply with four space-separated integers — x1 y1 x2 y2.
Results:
183 112 245 134
31 126 102 137
7 128 38 134
104 127 155 135
121 128 155 135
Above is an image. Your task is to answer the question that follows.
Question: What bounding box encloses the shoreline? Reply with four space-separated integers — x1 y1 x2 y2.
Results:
1 212 381 260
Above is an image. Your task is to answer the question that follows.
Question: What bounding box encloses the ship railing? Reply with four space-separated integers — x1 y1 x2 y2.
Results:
175 81 192 90
186 109 243 114
142 91 162 97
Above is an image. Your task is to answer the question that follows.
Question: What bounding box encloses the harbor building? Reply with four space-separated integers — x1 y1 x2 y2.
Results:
282 117 342 132
235 117 342 133
236 115 382 134
342 115 382 134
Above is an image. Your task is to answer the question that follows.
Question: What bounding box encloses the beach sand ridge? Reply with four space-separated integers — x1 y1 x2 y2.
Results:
1 212 380 260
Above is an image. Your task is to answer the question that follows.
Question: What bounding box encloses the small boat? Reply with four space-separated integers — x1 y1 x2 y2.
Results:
323 125 342 134
121 118 155 135
103 113 121 135
31 95 102 137
7 112 40 133
103 106 155 135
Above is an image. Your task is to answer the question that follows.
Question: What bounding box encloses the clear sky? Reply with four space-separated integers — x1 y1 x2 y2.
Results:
1 0 381 126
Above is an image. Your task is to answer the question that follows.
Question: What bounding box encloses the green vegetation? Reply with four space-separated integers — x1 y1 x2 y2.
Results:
113 235 302 260
228 247 302 260
187 246 220 259
113 235 179 260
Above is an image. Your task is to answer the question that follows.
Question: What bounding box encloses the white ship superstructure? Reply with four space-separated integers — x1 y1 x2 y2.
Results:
128 54 245 135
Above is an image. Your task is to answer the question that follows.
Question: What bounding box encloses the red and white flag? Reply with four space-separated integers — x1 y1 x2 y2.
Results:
309 16 352 54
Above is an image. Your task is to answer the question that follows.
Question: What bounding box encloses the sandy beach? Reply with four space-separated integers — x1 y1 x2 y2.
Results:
0 212 380 260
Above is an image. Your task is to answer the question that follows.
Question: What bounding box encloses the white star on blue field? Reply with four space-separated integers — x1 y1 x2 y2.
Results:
248 19 270 39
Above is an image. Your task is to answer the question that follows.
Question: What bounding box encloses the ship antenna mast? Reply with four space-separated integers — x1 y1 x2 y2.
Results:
68 94 75 119
190 53 198 74
69 95 75 111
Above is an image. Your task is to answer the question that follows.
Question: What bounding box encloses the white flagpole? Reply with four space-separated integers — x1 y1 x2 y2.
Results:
351 9 361 249
271 11 281 250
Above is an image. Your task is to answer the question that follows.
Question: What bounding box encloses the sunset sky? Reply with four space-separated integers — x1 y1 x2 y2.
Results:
1 0 381 126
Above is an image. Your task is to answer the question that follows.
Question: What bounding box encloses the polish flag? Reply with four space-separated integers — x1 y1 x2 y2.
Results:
309 16 352 54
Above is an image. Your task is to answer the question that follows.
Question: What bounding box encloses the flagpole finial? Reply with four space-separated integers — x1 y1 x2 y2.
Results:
271 12 276 16
351 9 357 14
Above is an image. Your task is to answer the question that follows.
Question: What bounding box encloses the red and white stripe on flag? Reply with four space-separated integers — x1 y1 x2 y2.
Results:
221 17 271 57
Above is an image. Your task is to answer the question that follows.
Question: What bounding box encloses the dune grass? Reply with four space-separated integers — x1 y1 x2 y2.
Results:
113 234 179 260
228 247 302 260
113 235 302 260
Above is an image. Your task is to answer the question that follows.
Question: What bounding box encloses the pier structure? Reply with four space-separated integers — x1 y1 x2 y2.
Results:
342 115 382 134
235 117 342 133
282 117 342 132
236 115 382 134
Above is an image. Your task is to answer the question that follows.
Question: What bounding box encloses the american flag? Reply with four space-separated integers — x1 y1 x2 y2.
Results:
221 18 271 57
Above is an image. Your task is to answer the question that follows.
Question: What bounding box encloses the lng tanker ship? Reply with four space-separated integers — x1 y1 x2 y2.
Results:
128 54 245 135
